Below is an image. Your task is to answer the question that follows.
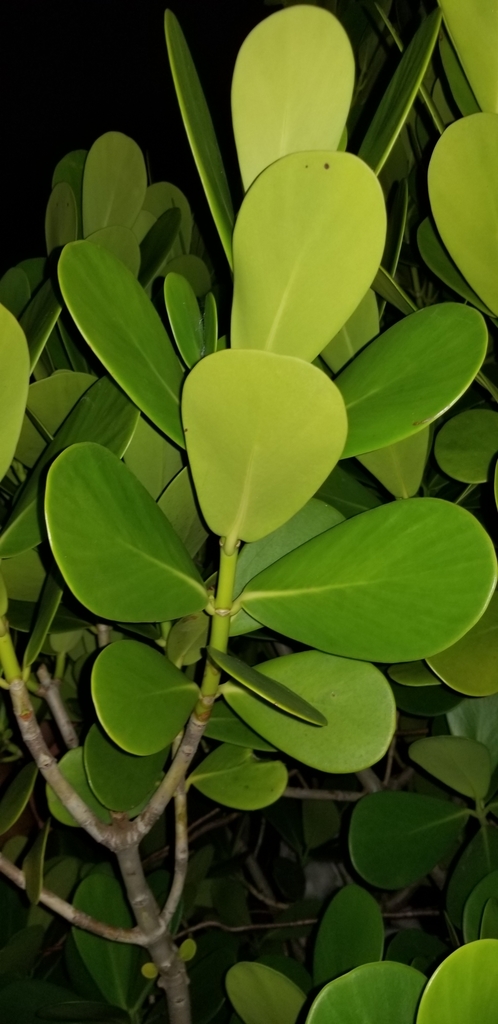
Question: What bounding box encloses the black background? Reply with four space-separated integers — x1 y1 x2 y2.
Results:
0 0 267 273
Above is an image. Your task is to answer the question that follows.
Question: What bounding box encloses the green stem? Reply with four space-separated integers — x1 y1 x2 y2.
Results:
55 651 66 680
0 621 22 683
195 541 239 716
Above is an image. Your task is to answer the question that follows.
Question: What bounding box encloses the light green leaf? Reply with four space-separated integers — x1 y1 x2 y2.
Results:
165 11 234 266
388 661 440 687
435 409 498 483
428 591 498 696
139 208 181 289
124 416 182 500
416 939 498 1024
306 962 425 1024
163 254 211 297
0 571 6 617
16 370 95 469
0 304 29 481
359 9 442 174
372 265 416 316
0 267 30 318
225 651 395 773
210 647 326 726
72 873 140 1010
165 272 203 367
321 290 379 374
204 702 275 752
52 149 87 237
188 744 288 810
226 962 305 1024
158 467 208 557
142 181 192 257
0 376 139 558
20 278 62 372
359 428 430 498
439 27 480 117
448 692 498 770
0 764 38 836
82 132 146 236
22 565 63 671
417 218 492 314
1 549 45 602
439 0 498 113
183 349 347 549
84 725 167 811
46 748 111 827
86 226 141 277
166 611 209 668
23 819 50 905
46 443 207 623
463 871 498 943
232 5 354 191
313 885 384 985
410 736 491 800
92 640 199 755
58 241 185 447
45 183 78 255
315 464 382 519
241 498 497 663
231 151 385 363
429 113 498 315
337 304 486 458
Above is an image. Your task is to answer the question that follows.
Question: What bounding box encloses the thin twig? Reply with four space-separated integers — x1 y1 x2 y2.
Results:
187 808 220 833
242 878 289 911
175 918 318 939
283 787 364 802
37 665 79 750
356 768 383 793
383 909 440 918
96 623 111 648
189 812 241 844
161 736 189 929
383 729 397 787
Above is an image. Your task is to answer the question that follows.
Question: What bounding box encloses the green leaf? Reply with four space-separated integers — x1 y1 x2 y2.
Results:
232 5 354 191
138 208 181 289
92 640 199 755
336 304 487 458
241 498 497 663
439 1 498 113
82 132 146 236
22 562 63 671
386 929 447 972
446 826 498 927
349 791 468 888
371 265 416 315
480 897 498 939
0 267 30 318
158 467 209 557
313 885 384 985
429 113 498 316
142 181 192 257
86 227 141 277
164 254 211 297
410 736 491 800
46 748 111 827
211 648 326 725
58 241 185 447
1 549 46 602
388 661 440 687
416 939 498 1024
164 11 234 266
0 303 29 481
124 416 182 501
52 148 87 237
0 375 138 558
359 428 430 499
0 926 45 976
183 349 347 549
23 818 50 905
20 278 62 372
225 651 395 773
72 873 140 1011
231 150 386 363
167 611 209 668
463 870 498 942
204 701 275 752
389 681 461 718
46 443 207 622
83 725 166 811
16 370 95 470
417 218 492 314
302 800 339 850
164 272 203 367
439 27 480 117
226 962 305 1024
45 182 78 254
321 289 379 374
315 464 382 519
188 744 288 810
359 9 442 174
0 981 83 1024
435 409 498 483
448 692 498 770
37 1002 130 1023
0 763 38 836
428 591 498 696
306 962 425 1024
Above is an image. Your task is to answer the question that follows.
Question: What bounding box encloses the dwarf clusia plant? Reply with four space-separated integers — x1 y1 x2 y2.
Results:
3 0 498 1021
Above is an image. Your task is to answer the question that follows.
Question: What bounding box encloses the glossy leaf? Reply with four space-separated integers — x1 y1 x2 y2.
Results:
410 736 491 800
417 218 492 315
20 277 62 372
46 749 111 827
164 254 211 296
165 272 203 368
446 826 498 927
226 961 305 1024
0 267 30 318
142 181 192 257
429 114 498 315
316 464 382 519
22 565 63 671
204 701 275 752
372 265 416 316
210 647 326 726
321 290 379 374
463 871 498 942
46 443 207 622
448 692 498 770
480 897 498 939
232 5 354 191
82 132 146 236
23 819 50 905
435 409 498 483
84 725 166 811
359 429 430 499
439 1 498 113
188 744 288 810
1 548 45 602
359 9 441 174
0 303 29 481
306 962 425 1024
139 208 181 289
336 304 487 458
92 640 199 755
349 791 468 888
386 929 447 972
158 467 209 558
16 370 95 469
183 349 347 549
45 183 78 254
313 885 384 985
0 376 138 558
124 416 182 501
165 11 234 266
72 873 140 1010
231 151 386 363
87 226 141 277
389 681 461 718
416 940 498 1024
52 148 87 236
428 591 498 696
439 28 480 117
225 651 395 773
58 241 185 446
241 498 497 663
0 763 38 836
167 611 209 668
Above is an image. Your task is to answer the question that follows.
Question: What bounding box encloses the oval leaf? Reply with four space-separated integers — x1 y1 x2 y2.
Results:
410 736 491 800
84 725 167 811
435 409 498 483
416 939 498 1024
306 962 426 1024
46 749 111 827
188 744 287 811
0 304 29 482
313 885 384 985
428 591 498 696
463 871 498 943
226 962 305 1024
72 873 140 1011
439 1 498 113
82 132 146 236
0 763 38 836
210 647 326 726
